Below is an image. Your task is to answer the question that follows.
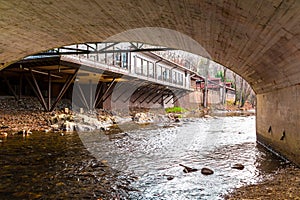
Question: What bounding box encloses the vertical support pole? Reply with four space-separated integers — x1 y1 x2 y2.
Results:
89 79 93 110
203 59 209 108
96 43 99 62
105 43 107 64
48 71 51 111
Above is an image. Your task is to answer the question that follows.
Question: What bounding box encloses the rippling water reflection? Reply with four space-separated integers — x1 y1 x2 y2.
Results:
1 116 286 199
79 116 286 199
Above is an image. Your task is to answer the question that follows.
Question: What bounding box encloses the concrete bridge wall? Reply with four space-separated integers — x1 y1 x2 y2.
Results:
257 86 300 165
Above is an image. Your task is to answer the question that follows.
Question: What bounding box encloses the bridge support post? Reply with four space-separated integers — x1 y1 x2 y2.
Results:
256 84 300 166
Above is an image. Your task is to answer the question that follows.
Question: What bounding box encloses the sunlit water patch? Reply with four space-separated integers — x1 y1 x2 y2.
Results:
79 116 286 199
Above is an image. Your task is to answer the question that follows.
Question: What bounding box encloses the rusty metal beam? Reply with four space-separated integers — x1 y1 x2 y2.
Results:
25 75 43 106
50 68 78 111
153 93 164 104
95 77 116 108
102 81 118 102
119 81 145 103
164 94 174 104
75 83 90 110
165 91 182 105
89 80 93 110
2 75 18 100
173 91 189 103
30 68 48 111
48 71 51 111
74 89 87 109
112 82 143 103
93 82 103 109
131 88 149 103
146 91 161 104
139 91 157 104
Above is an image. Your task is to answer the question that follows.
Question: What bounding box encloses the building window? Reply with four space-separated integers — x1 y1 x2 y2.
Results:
121 53 128 69
135 57 142 74
172 71 177 84
163 68 171 82
157 65 162 80
142 60 148 76
148 62 154 77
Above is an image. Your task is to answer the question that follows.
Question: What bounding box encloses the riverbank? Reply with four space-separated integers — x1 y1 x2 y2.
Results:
225 164 300 199
0 97 184 135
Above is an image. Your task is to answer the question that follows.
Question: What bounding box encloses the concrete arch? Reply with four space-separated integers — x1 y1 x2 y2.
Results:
2 0 300 165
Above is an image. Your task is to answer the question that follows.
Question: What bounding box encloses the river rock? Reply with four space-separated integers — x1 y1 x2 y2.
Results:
75 124 95 132
133 112 153 124
231 163 245 170
179 164 198 173
201 167 214 175
0 132 8 137
62 121 76 131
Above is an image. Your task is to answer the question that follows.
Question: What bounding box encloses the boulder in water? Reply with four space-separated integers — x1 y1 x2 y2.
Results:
231 163 245 170
201 167 214 175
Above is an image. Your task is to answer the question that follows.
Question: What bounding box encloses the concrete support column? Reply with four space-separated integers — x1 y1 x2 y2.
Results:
256 84 300 166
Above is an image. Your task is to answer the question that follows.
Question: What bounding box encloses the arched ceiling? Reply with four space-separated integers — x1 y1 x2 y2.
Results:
1 0 300 94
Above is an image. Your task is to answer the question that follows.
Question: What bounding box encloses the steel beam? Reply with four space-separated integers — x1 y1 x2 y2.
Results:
50 68 79 111
146 92 161 104
131 88 149 103
2 75 18 100
30 68 48 111
173 92 188 104
102 81 118 102
75 83 90 110
89 80 93 110
35 47 174 56
48 71 51 111
95 77 116 108
139 91 157 104
25 75 43 105
93 82 103 109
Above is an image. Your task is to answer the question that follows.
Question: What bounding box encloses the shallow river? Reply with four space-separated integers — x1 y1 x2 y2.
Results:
0 116 287 199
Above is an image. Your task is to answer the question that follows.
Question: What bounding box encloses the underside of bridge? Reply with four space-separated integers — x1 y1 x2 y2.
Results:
1 0 300 165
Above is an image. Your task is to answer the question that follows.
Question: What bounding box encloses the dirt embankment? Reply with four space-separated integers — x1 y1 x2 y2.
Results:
225 165 300 199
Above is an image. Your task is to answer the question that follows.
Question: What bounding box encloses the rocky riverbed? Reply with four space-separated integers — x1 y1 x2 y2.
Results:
225 164 300 199
0 97 179 136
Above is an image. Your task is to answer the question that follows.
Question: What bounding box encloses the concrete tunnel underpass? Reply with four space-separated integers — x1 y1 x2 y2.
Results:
1 0 300 167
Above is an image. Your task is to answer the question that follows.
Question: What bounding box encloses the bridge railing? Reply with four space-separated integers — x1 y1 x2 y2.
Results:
71 48 193 90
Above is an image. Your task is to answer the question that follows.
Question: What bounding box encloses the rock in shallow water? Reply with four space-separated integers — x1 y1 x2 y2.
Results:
201 167 214 175
179 164 198 173
231 163 245 170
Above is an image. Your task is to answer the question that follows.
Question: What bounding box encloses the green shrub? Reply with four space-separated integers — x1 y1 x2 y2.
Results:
226 100 235 106
165 106 187 113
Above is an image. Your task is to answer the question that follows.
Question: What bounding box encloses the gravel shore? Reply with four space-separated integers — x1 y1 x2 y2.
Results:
225 165 300 199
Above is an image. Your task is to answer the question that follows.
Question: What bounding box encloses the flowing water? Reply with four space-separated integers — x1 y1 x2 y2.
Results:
0 116 287 199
